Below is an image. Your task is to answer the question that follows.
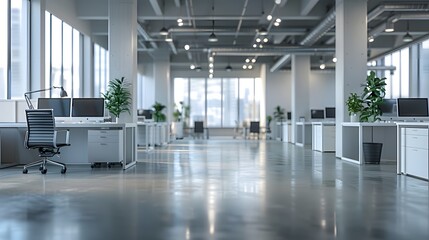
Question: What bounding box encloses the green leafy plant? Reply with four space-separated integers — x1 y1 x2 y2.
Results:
152 101 166 122
273 105 285 122
360 71 386 122
101 77 131 118
266 115 273 133
346 92 363 115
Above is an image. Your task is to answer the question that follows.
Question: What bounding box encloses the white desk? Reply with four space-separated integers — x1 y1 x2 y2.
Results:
0 122 137 170
137 122 155 150
396 122 429 180
312 122 335 152
296 122 312 147
341 122 397 165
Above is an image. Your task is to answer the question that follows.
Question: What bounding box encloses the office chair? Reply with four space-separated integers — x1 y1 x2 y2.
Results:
194 121 205 139
249 121 260 139
23 109 69 174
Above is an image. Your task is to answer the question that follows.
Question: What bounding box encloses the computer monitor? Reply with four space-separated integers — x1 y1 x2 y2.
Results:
311 109 325 119
325 107 335 119
71 98 105 121
380 99 398 118
287 112 292 120
397 98 429 118
37 98 71 118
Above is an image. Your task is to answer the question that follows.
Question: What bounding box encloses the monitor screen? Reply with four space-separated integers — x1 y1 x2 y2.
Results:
72 98 105 117
287 112 291 120
397 98 429 117
325 107 335 118
37 98 71 117
379 99 397 116
311 109 325 119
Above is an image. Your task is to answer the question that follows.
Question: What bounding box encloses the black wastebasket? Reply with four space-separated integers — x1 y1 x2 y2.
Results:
363 142 383 164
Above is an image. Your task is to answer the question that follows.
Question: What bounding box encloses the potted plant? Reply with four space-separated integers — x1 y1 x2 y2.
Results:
360 71 387 164
172 102 185 139
346 92 363 122
360 71 387 122
266 115 273 139
273 105 286 122
101 77 131 122
152 101 166 122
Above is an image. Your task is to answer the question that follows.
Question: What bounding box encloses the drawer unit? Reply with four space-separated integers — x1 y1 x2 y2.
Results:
405 147 428 179
401 127 429 180
88 129 123 164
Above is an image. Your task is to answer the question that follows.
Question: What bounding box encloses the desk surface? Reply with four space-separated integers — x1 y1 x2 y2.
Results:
0 122 136 128
342 122 396 127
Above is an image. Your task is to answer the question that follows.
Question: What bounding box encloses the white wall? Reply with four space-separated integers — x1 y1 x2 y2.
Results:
309 70 336 110
266 70 291 116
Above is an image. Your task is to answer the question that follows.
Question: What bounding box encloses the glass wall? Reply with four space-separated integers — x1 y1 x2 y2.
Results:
0 0 28 99
174 77 261 127
45 11 82 98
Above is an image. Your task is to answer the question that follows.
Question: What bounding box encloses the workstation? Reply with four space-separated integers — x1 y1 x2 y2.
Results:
1 1 429 239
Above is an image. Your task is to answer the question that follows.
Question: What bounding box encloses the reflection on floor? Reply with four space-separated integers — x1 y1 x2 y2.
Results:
0 139 428 240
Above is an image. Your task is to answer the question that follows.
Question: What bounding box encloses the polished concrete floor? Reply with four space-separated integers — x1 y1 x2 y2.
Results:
0 139 428 240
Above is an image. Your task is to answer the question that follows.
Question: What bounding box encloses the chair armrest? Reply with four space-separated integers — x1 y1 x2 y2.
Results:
55 129 70 145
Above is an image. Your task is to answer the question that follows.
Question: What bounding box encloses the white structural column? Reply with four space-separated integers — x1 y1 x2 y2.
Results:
291 55 310 143
259 64 267 128
30 0 45 93
109 0 137 123
335 0 367 157
153 50 171 122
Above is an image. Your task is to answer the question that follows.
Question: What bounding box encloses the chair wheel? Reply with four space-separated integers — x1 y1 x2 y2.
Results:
61 168 67 174
39 166 43 171
23 169 28 174
41 169 47 174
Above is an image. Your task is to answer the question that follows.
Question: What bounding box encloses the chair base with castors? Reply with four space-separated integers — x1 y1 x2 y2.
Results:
23 148 67 174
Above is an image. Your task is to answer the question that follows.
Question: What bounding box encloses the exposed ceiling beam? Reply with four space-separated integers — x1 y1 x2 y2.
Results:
270 54 290 72
149 0 163 16
137 15 321 21
301 0 320 16
174 0 181 8
137 23 159 49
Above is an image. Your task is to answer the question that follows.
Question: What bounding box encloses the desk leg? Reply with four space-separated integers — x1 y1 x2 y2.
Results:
123 126 136 170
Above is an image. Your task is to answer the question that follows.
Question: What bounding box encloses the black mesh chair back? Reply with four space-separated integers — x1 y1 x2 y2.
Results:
23 109 68 174
249 121 260 139
194 121 205 139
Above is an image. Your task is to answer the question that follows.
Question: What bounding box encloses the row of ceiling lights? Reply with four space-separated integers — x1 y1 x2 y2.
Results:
369 20 413 43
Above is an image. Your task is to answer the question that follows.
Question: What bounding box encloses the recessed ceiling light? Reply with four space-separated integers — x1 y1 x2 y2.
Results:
259 44 263 48
319 63 326 70
177 18 183 23
256 38 261 43
209 56 214 62
253 44 257 48
190 64 196 70
209 69 214 73
184 44 190 50
263 38 268 43
178 22 183 27
275 0 282 5
273 22 280 27
209 73 213 78
209 63 214 68
242 65 247 69
251 58 256 63
266 15 272 21
332 57 337 63
275 18 282 23
248 65 253 70
368 36 374 42
245 58 250 63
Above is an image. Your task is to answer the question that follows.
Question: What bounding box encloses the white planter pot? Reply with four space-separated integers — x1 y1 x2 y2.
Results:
350 114 359 122
171 121 184 139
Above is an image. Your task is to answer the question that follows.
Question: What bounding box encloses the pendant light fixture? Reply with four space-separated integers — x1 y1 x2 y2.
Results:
208 1 218 42
403 21 413 42
159 0 168 35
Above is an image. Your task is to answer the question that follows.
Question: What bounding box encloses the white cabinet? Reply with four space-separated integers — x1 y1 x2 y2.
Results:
88 129 123 165
400 127 428 180
282 122 291 143
312 123 335 152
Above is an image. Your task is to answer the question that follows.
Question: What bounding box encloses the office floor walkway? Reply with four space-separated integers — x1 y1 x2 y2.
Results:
0 140 428 240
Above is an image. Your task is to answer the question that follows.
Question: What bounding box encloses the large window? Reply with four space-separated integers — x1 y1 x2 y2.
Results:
374 47 410 99
174 77 261 127
45 11 82 97
93 43 109 97
0 0 28 99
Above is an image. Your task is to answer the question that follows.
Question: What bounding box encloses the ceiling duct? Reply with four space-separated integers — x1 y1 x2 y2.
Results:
271 2 429 72
208 47 334 57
